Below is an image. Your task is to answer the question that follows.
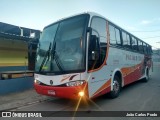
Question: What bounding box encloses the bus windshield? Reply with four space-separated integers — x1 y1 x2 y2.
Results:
35 14 89 74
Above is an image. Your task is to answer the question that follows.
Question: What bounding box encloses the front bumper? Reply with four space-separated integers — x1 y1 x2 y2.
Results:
34 83 88 99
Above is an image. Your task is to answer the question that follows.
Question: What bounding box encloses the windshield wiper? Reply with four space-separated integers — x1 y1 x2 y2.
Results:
52 42 65 72
39 42 52 72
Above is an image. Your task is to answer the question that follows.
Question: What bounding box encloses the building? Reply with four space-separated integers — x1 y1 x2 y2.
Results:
0 22 40 73
0 22 41 94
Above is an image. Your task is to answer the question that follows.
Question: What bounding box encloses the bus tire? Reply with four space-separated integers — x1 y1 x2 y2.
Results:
143 69 149 82
109 75 121 98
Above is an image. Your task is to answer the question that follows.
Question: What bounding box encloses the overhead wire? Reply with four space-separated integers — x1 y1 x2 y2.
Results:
142 36 160 39
131 30 160 32
129 29 160 41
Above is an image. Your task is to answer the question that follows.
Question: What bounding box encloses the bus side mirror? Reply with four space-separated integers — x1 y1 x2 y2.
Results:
89 35 100 61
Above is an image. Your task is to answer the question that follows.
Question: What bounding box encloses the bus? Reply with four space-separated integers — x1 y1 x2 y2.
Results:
34 12 152 99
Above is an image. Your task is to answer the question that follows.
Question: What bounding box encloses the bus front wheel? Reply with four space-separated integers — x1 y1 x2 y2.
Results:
109 76 121 98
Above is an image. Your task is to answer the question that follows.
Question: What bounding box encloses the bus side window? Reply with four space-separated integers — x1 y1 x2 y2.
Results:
143 43 147 54
115 28 121 45
138 40 144 53
148 46 152 55
131 37 138 51
122 31 131 49
109 25 116 45
147 45 149 54
109 24 121 46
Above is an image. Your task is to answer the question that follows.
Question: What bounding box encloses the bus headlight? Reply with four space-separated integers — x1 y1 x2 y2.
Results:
66 80 85 87
34 79 41 84
78 91 85 97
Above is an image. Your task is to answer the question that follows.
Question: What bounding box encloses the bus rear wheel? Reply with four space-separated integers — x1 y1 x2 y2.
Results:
143 69 149 82
109 76 121 98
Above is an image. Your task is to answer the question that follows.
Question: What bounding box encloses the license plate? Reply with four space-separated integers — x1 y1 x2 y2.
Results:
48 90 55 95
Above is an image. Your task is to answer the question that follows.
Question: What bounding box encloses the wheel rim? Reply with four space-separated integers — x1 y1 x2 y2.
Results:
113 80 120 94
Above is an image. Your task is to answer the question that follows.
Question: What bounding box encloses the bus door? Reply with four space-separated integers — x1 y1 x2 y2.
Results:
87 17 109 98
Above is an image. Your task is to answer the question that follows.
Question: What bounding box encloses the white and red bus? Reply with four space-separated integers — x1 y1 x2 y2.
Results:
34 12 152 99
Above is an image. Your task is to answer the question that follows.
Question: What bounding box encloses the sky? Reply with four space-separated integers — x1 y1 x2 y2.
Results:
0 0 160 49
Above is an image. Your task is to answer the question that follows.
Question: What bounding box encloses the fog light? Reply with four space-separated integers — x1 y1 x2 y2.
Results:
78 91 84 97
